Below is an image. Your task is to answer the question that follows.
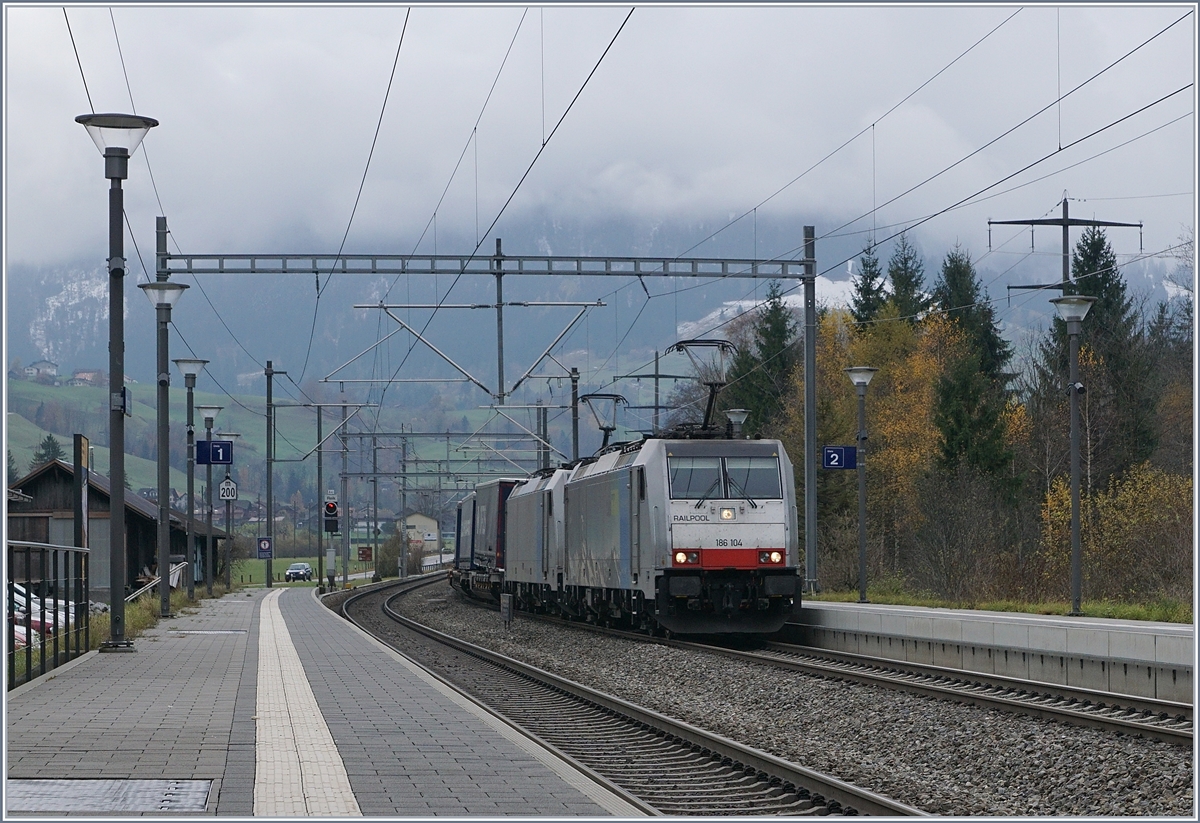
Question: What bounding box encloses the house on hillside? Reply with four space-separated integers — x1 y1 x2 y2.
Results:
24 360 58 381
7 459 226 602
70 368 104 386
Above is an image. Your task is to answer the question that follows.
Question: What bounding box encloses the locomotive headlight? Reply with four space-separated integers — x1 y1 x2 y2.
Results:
674 551 688 564
759 551 784 564
719 507 736 521
674 551 700 565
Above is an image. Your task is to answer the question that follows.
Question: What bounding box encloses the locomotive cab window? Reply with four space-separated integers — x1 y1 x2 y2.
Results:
668 457 722 499
724 457 782 499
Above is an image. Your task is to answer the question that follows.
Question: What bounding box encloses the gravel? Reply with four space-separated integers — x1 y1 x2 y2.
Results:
387 583 1194 817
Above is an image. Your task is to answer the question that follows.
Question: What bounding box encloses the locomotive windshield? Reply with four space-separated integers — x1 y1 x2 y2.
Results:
724 457 783 499
668 456 782 500
668 457 722 499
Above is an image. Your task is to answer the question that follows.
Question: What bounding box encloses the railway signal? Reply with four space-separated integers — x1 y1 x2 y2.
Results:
324 499 340 533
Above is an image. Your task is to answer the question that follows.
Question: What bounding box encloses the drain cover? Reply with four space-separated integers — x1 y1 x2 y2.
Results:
5 779 212 813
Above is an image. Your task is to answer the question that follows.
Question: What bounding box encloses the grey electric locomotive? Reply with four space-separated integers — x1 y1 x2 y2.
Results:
487 436 800 635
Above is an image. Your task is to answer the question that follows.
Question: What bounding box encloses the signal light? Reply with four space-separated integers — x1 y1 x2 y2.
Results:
324 500 340 533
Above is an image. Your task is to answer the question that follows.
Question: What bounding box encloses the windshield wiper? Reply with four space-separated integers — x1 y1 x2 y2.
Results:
693 476 722 509
726 475 758 509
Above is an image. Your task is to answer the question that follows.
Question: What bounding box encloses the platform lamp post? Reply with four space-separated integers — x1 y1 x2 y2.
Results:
1049 295 1096 616
845 366 878 604
138 281 188 619
173 359 208 600
195 405 223 596
214 431 241 592
77 112 158 651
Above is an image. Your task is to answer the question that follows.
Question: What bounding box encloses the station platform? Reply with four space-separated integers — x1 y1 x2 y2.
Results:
784 600 1194 702
5 586 643 817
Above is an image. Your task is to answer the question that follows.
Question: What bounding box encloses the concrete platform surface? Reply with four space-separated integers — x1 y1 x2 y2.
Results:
5 586 642 817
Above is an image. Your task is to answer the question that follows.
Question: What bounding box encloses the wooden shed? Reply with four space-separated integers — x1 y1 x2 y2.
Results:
7 459 225 602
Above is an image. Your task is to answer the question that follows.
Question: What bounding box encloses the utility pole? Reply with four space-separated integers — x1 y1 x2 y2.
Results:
992 195 1142 295
400 432 408 578
265 361 284 588
570 367 580 461
802 225 818 594
316 406 324 592
494 238 505 406
654 350 660 432
340 383 349 590
372 435 378 576
992 197 1138 614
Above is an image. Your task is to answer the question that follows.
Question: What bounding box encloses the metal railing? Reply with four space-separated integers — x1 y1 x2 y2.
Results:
7 541 90 691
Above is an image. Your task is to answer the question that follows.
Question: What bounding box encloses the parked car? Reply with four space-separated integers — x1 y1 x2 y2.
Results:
284 563 313 582
9 622 41 650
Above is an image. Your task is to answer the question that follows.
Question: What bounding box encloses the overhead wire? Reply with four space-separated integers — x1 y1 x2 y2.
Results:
671 7 1023 261
640 6 1191 358
595 79 1194 424
63 9 93 113
299 7 413 385
573 6 1033 402
79 8 323 459
368 7 636 421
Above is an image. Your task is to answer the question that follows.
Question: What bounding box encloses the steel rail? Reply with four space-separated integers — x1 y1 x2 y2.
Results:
739 642 1194 746
363 581 925 816
486 602 1193 747
338 578 657 817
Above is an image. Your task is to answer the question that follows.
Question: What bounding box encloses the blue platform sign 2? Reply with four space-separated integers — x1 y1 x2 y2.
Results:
822 445 857 470
257 537 273 559
196 440 233 465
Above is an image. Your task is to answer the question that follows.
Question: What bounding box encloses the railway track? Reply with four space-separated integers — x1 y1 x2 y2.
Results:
342 579 925 816
681 640 1194 747
443 585 1193 747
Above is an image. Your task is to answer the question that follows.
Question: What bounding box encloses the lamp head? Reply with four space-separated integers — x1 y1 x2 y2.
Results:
725 408 750 439
138 281 188 308
844 366 878 388
75 113 158 155
195 405 223 426
172 358 208 379
1050 294 1097 324
725 408 750 428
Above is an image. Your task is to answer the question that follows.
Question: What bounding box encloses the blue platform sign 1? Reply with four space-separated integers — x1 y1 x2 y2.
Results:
196 440 233 465
822 445 857 470
257 537 273 559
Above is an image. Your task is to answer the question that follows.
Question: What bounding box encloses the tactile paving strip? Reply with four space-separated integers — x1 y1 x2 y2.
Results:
5 779 212 813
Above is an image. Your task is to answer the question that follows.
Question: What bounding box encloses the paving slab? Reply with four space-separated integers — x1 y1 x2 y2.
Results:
6 585 642 817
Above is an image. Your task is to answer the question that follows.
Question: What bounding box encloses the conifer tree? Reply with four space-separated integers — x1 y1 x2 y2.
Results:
723 280 798 436
7 448 19 485
29 433 65 471
850 245 888 328
931 246 1012 381
1037 226 1157 487
934 352 1015 491
885 233 930 323
931 247 1015 486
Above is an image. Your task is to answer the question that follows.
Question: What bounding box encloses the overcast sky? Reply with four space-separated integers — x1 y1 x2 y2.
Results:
5 2 1194 266
3 0 1196 409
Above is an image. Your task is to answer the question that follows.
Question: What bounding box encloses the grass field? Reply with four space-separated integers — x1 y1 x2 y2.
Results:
229 556 378 585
